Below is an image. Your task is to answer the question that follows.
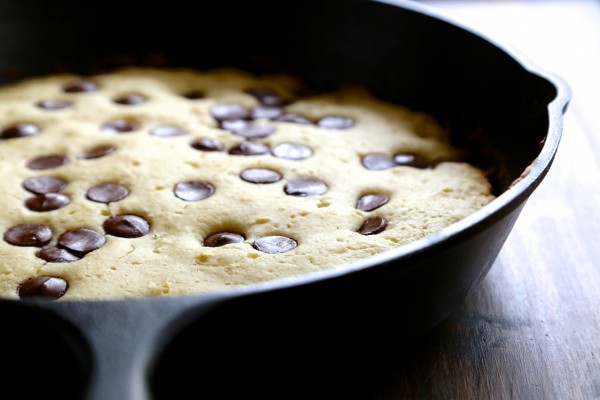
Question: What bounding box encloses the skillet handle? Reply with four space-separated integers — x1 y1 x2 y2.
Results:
36 295 221 400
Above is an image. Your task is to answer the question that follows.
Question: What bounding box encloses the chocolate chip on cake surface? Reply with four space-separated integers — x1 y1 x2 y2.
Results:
174 181 215 202
36 247 80 263
101 119 139 134
36 99 72 110
26 154 69 170
182 90 204 100
240 168 283 184
228 122 275 139
271 143 313 160
150 125 187 137
58 228 106 256
204 232 245 247
63 80 98 93
210 103 249 122
251 106 285 120
4 224 53 247
361 153 396 171
393 153 431 169
356 194 390 212
190 138 224 152
358 216 388 235
22 176 67 194
1 123 40 139
113 93 147 105
228 141 270 156
275 113 312 125
18 276 68 300
103 214 151 238
317 116 354 129
284 178 328 196
252 236 298 253
25 193 71 212
245 87 286 107
78 145 117 159
86 183 130 203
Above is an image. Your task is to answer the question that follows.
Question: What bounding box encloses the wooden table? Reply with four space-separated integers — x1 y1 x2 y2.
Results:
368 1 600 398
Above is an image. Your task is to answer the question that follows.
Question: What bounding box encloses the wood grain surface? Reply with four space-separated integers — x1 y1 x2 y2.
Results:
368 1 600 399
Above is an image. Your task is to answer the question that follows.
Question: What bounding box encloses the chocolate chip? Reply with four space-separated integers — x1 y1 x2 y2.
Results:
78 145 117 159
252 236 298 253
58 228 106 256
284 178 328 196
245 87 286 106
22 176 67 194
174 181 215 202
358 216 388 235
228 122 275 139
150 125 187 137
182 90 204 100
103 215 150 238
18 276 68 300
228 141 270 156
1 123 40 139
27 154 69 170
36 247 80 263
36 99 72 110
220 119 249 132
356 194 389 212
113 93 146 105
63 80 98 93
361 153 395 170
317 116 354 129
101 119 139 134
240 168 283 184
251 106 284 120
86 183 129 203
210 103 248 121
275 113 312 125
271 143 313 160
190 138 224 152
25 193 71 212
4 224 53 247
393 153 430 169
204 232 245 247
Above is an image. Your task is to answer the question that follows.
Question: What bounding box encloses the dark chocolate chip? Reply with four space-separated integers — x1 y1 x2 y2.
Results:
240 168 283 184
356 194 390 212
58 228 106 255
252 236 298 254
204 232 245 247
220 119 249 132
18 276 68 300
182 90 204 100
393 153 430 169
103 214 150 238
174 181 215 202
36 99 72 110
26 154 69 170
284 178 328 196
228 141 270 156
210 103 248 121
63 80 98 93
251 106 285 120
361 153 396 170
1 123 40 139
150 125 187 137
317 116 354 129
271 143 313 160
25 193 71 212
113 93 146 105
275 113 312 125
245 87 285 106
4 224 53 247
22 176 67 194
101 119 139 134
36 247 80 263
358 216 388 235
78 145 117 159
190 138 224 152
228 123 275 139
86 183 129 203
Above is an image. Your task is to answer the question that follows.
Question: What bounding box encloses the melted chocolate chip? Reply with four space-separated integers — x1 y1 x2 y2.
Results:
25 193 71 212
101 119 139 134
271 143 313 160
4 224 53 247
36 247 80 263
22 176 67 194
210 103 248 121
317 116 354 129
113 93 147 105
36 99 72 110
190 138 224 152
245 87 285 107
18 276 68 300
103 215 150 238
1 123 40 139
86 183 129 203
58 228 106 256
252 236 298 254
79 145 117 159
182 90 204 100
63 80 98 93
240 168 283 184
251 106 285 120
204 232 245 247
284 178 328 196
228 141 270 156
361 153 396 170
358 216 388 235
275 113 312 125
174 181 215 202
393 153 430 169
150 125 187 137
27 154 69 170
356 194 390 212
228 122 275 139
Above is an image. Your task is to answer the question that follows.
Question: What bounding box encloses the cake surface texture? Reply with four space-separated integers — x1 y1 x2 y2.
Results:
0 67 495 300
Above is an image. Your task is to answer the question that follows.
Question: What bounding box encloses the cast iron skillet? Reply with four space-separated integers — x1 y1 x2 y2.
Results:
0 0 570 399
